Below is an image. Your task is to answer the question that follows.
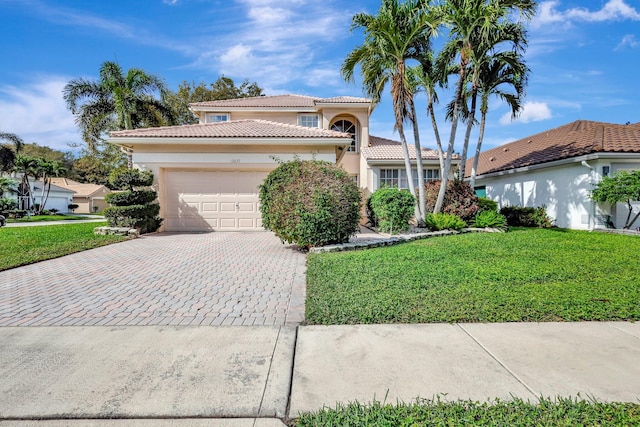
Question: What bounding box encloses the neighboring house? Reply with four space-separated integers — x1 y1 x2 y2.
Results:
108 94 451 232
19 180 75 213
50 178 111 213
468 120 640 230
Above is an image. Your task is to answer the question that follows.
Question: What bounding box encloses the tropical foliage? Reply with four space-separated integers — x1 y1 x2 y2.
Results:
63 61 174 151
470 209 508 229
424 212 466 231
424 179 479 221
343 0 536 216
368 188 416 234
0 131 24 173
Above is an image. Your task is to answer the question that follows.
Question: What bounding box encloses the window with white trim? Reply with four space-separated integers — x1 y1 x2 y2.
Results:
298 114 319 128
379 168 440 189
350 174 359 186
331 119 357 152
207 113 229 123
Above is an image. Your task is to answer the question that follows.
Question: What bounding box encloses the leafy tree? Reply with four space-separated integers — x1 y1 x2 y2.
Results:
342 0 437 224
32 159 67 214
0 131 24 173
63 61 174 151
591 170 640 229
69 144 127 186
164 77 264 125
20 143 74 171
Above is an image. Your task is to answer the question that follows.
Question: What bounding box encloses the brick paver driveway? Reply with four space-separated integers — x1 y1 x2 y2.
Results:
0 232 307 327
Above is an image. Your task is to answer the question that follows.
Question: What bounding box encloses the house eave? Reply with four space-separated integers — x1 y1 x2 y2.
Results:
190 106 317 113
471 152 640 182
108 137 352 146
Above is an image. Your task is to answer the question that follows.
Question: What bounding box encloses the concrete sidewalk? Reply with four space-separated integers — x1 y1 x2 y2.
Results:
1 322 639 425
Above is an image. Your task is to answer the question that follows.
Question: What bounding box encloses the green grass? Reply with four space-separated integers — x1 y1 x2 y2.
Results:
306 228 640 324
293 397 640 426
0 222 127 271
7 214 88 223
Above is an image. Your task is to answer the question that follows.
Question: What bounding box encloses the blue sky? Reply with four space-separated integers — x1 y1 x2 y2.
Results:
0 0 639 154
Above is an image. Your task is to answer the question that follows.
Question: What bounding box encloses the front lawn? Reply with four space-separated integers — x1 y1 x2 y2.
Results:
293 397 640 426
0 222 127 271
306 228 640 324
7 214 88 223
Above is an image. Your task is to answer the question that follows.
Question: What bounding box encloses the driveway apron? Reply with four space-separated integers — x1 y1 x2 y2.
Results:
0 232 307 327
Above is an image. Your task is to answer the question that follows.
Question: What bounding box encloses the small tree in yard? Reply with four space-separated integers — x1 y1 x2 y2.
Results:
259 160 361 248
591 170 640 229
104 169 162 233
369 188 415 234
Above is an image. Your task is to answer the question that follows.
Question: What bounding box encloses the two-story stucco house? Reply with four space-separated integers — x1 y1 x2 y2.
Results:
109 94 445 232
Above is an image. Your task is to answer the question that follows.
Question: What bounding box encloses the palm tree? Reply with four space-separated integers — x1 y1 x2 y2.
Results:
469 51 528 188
63 61 174 152
342 0 436 222
432 0 536 213
0 177 17 198
13 155 37 210
0 131 24 173
33 159 67 214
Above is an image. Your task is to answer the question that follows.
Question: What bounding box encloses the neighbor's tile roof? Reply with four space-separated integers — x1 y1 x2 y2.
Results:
50 178 109 198
361 135 445 161
109 119 352 139
189 94 371 108
467 120 640 177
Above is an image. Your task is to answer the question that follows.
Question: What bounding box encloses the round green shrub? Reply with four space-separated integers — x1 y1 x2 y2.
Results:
477 197 498 212
105 190 157 206
424 180 480 221
424 212 466 231
259 160 362 248
369 188 415 234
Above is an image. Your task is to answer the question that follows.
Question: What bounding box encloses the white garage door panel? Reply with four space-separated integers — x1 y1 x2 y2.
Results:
165 170 268 231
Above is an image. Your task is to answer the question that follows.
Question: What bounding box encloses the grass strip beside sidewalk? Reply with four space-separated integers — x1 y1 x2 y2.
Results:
0 222 127 271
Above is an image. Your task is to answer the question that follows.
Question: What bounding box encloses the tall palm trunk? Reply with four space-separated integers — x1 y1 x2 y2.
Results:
459 86 478 181
392 63 417 201
434 63 467 213
409 99 425 223
469 109 487 189
427 96 445 172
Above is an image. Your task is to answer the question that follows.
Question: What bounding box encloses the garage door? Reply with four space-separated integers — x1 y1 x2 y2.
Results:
164 170 269 231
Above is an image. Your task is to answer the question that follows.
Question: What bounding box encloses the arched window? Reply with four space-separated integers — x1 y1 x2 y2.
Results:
331 119 357 152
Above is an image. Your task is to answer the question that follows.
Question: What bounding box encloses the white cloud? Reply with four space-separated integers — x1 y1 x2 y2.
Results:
500 102 553 125
163 0 179 5
190 0 352 92
0 78 81 152
533 0 640 28
615 34 640 50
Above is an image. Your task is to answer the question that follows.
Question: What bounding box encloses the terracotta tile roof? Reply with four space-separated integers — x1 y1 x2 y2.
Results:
50 178 109 198
32 180 74 194
468 120 640 177
189 94 370 108
361 135 445 161
109 119 352 139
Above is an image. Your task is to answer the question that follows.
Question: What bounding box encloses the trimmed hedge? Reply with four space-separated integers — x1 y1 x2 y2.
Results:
105 190 157 206
477 197 498 212
369 188 415 234
259 159 361 248
104 169 162 234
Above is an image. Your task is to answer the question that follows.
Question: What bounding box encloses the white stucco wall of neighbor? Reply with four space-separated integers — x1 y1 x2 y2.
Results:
481 162 596 230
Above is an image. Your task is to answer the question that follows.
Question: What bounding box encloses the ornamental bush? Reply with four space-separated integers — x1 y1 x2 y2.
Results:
259 159 361 248
424 212 466 231
470 210 508 230
369 188 415 234
477 197 498 212
104 169 162 234
424 180 479 221
499 205 553 228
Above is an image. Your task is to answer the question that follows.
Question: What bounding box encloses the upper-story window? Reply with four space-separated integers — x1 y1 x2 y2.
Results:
298 114 319 128
207 113 229 123
331 119 357 152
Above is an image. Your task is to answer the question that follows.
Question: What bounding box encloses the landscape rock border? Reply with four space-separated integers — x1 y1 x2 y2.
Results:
94 226 140 239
